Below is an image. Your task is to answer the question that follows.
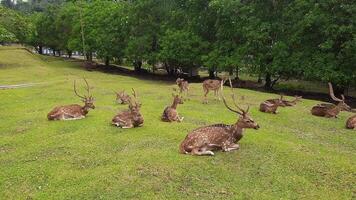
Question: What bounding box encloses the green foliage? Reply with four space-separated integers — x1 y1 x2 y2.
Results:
0 6 31 43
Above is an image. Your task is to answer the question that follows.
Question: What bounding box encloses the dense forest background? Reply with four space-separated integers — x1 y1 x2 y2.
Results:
0 0 355 93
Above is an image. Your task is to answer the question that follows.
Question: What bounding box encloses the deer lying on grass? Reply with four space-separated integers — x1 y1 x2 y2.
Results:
112 89 144 128
161 94 184 122
346 115 356 129
259 96 284 114
266 96 302 107
115 90 131 104
179 90 259 156
202 77 227 104
311 83 351 118
176 78 189 97
47 79 95 120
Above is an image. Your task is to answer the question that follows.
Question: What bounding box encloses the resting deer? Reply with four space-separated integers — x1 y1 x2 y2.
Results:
266 96 302 107
259 96 284 114
176 78 189 98
202 77 227 104
179 89 259 156
115 90 131 104
311 83 351 118
161 94 184 122
346 115 356 129
47 79 95 120
112 89 144 128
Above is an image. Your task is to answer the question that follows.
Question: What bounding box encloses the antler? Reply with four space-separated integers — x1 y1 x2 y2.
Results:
74 80 86 99
83 78 91 98
328 82 343 102
221 78 249 115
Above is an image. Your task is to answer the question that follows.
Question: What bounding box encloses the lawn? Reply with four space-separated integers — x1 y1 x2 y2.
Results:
0 47 355 199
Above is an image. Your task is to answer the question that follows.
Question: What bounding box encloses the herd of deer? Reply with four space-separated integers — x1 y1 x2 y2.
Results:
47 78 355 156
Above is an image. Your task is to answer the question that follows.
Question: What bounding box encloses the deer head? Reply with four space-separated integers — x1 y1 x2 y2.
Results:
128 88 141 113
74 78 95 109
176 78 183 85
172 93 184 105
328 82 351 111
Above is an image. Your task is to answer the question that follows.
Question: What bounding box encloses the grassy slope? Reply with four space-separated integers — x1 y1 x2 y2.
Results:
0 47 355 200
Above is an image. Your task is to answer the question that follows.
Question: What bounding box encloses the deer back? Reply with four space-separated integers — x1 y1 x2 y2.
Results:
346 115 356 129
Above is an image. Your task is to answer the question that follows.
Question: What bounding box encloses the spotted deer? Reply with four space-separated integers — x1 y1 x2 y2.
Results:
202 77 227 104
311 83 351 118
161 94 184 122
47 79 95 120
259 96 284 114
266 96 302 107
179 90 259 156
115 90 131 104
112 89 144 128
346 115 356 129
176 78 189 97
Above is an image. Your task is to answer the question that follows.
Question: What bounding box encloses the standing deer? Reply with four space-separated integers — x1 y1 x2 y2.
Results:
311 83 351 118
112 89 144 128
346 115 356 129
266 96 302 107
259 96 284 114
47 79 95 120
179 91 259 156
176 78 189 98
115 90 131 104
161 94 184 122
202 77 227 104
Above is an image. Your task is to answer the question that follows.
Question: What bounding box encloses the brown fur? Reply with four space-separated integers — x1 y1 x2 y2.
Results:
260 96 283 114
176 78 189 97
115 90 131 104
346 115 356 129
180 90 259 156
47 79 95 121
161 94 184 122
266 96 302 107
311 83 351 118
202 77 227 104
112 89 144 128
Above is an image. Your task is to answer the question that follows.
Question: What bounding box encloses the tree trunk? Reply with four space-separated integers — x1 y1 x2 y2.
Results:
67 50 72 58
58 51 61 57
38 46 43 54
264 73 272 90
134 60 142 73
105 57 110 66
52 49 56 56
235 66 239 80
209 69 216 79
257 73 263 84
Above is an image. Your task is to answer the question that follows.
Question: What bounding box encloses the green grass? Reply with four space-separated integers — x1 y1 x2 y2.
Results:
0 47 355 199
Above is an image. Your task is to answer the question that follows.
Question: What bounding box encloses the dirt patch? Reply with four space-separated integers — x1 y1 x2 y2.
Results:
0 83 37 89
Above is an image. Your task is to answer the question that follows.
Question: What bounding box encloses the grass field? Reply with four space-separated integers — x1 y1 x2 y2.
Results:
0 47 355 199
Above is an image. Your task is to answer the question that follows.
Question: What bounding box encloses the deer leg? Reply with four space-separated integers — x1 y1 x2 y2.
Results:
203 90 209 104
223 144 240 152
178 116 184 122
191 148 214 156
121 124 134 129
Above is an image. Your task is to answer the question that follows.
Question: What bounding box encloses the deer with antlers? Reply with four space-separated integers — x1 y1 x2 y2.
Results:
346 115 356 129
266 96 302 107
202 77 227 104
161 93 184 122
311 83 351 118
47 79 95 120
259 95 284 114
179 83 259 156
115 90 131 104
112 89 144 128
176 78 189 97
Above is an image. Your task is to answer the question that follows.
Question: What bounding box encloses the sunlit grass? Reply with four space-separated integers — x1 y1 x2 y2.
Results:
0 47 355 199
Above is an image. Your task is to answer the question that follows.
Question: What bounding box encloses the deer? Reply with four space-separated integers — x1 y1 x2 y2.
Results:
47 79 95 120
311 82 351 118
176 78 189 98
259 95 284 114
161 93 184 122
266 95 302 107
346 115 356 129
115 90 131 104
202 77 228 104
112 89 144 128
179 84 260 156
